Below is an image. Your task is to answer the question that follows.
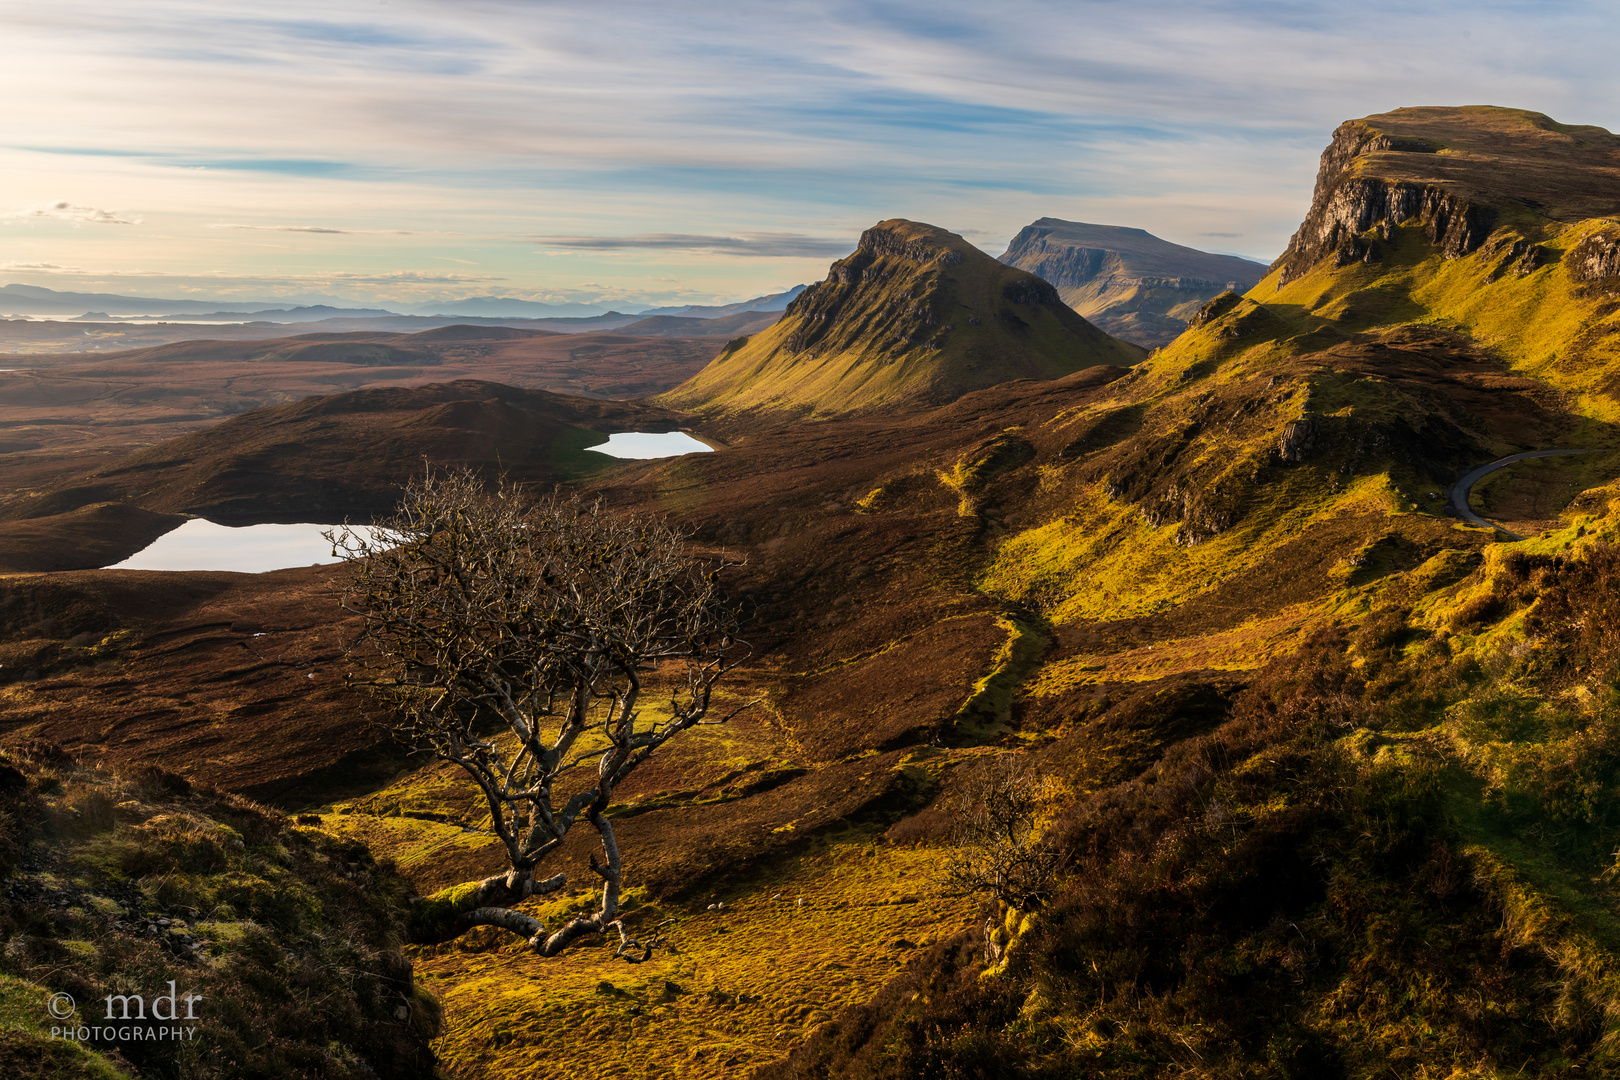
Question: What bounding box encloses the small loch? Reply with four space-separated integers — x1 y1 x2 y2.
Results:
104 520 382 573
585 431 713 459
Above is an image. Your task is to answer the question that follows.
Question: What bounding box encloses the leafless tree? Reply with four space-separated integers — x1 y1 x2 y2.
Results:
329 469 747 961
943 757 1061 913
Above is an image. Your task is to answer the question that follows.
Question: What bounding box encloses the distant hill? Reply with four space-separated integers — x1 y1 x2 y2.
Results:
7 380 680 532
635 285 807 319
612 309 783 338
121 304 401 323
0 282 352 318
660 219 1144 417
999 219 1267 348
407 295 615 318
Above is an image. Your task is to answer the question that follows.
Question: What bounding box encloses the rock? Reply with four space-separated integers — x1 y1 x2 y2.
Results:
1278 417 1318 464
1571 229 1620 282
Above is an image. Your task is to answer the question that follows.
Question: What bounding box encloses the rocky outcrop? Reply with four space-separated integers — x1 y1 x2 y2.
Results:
1272 121 1500 284
999 220 1266 348
1570 229 1620 282
1274 108 1620 285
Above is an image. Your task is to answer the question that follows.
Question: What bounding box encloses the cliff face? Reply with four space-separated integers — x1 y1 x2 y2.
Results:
999 220 1267 348
659 219 1144 416
1273 106 1620 284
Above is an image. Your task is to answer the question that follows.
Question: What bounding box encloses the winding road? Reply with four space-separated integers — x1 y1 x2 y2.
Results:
1448 449 1597 540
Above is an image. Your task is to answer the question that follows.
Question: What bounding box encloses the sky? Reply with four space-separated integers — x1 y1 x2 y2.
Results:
1 0 1617 312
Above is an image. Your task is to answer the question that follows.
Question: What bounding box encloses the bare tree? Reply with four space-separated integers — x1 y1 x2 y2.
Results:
329 470 747 961
943 758 1061 913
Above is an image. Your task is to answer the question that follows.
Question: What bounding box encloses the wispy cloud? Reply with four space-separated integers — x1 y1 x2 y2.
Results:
0 261 79 271
3 200 141 225
211 223 416 235
3 1 1618 301
526 232 852 258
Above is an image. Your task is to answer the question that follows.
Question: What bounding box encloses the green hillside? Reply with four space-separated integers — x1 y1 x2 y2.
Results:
659 219 1144 417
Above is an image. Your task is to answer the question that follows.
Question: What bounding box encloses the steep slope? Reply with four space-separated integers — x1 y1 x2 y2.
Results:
659 219 1144 417
1000 218 1267 347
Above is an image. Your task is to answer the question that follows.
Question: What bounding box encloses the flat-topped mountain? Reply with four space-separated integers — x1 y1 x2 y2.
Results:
658 219 1143 416
1274 105 1620 283
999 218 1266 347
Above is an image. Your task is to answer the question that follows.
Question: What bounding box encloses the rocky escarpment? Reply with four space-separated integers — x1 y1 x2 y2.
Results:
1273 121 1495 284
1000 219 1266 348
660 219 1143 416
1272 107 1620 286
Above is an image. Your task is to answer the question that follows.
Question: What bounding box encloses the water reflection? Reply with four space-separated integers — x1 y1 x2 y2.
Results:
585 431 713 459
105 520 381 573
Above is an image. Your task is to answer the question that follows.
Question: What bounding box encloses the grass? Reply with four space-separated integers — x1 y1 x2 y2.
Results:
413 829 972 1080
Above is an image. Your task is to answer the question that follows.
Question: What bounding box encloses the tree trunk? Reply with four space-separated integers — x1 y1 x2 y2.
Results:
406 868 565 945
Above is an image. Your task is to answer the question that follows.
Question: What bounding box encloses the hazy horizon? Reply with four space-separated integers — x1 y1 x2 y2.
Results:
3 0 1616 311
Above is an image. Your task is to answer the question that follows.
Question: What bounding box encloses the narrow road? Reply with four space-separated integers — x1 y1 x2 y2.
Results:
1448 449 1597 540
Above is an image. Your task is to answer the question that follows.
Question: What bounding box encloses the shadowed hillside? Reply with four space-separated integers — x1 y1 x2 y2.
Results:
659 219 1144 417
0 381 689 571
1000 218 1267 348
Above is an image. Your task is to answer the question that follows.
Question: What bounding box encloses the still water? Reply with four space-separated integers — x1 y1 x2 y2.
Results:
585 431 713 459
104 520 382 573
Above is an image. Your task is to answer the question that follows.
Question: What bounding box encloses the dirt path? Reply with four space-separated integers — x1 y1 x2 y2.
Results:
1448 449 1596 540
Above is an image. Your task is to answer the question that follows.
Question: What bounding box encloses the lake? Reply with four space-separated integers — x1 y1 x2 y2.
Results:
105 520 382 573
585 431 713 459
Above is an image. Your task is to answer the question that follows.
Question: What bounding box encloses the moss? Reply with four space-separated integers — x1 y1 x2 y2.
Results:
0 972 134 1079
407 880 491 944
0 749 440 1078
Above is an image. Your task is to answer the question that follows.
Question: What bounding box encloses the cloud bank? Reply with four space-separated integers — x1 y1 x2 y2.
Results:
1 1 1617 304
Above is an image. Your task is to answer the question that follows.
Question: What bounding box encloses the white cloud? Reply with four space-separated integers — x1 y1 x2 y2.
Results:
3 200 142 225
0 261 79 271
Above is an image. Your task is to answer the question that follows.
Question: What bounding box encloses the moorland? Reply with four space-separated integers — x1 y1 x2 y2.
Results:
4 104 1620 1079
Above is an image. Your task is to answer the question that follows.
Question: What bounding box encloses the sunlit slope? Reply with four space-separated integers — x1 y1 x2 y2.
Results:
970 107 1620 671
659 219 1144 417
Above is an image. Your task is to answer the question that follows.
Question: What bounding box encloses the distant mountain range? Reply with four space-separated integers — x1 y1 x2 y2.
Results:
0 282 811 324
999 220 1268 348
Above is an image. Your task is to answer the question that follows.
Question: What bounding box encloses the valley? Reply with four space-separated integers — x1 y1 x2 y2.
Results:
6 104 1620 1078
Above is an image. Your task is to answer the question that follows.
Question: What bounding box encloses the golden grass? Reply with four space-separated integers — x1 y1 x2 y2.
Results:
414 833 973 1079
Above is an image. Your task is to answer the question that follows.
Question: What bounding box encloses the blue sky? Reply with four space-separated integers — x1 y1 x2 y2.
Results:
1 0 1616 310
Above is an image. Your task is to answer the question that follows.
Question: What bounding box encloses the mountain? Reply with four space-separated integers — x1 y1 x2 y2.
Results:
998 219 1267 348
1271 104 1620 284
610 309 783 338
634 285 807 318
406 295 615 318
773 106 1620 1077
659 219 1145 416
0 283 354 318
121 304 402 322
